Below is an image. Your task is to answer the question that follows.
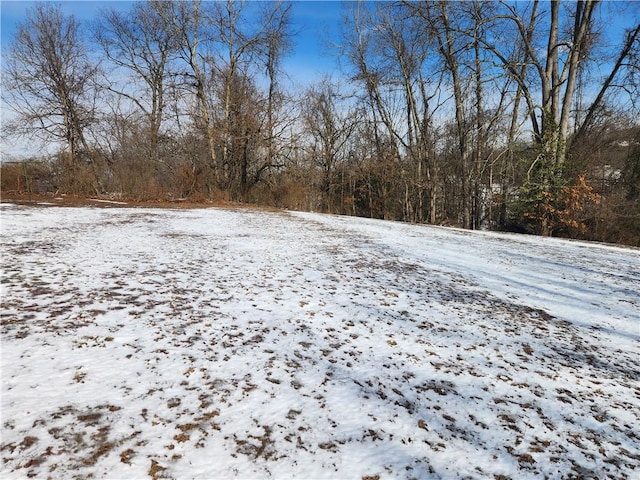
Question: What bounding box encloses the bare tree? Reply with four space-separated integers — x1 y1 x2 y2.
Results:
302 78 359 213
4 3 99 192
342 2 435 222
153 0 220 195
94 0 179 162
483 1 618 167
260 1 294 185
210 0 293 197
405 1 486 228
477 1 638 234
574 22 640 142
155 0 293 199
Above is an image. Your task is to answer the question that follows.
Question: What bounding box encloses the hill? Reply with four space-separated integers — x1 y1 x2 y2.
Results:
1 203 638 479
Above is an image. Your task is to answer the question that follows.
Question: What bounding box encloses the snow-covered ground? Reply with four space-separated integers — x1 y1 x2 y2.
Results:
1 203 638 479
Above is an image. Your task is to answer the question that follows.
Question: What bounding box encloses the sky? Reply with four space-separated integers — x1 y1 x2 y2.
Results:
0 0 344 85
0 0 345 160
1 1 638 160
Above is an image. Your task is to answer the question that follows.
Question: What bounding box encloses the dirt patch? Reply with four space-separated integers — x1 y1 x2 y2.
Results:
0 192 283 212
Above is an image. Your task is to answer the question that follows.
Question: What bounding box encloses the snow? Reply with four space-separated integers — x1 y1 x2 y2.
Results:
89 199 129 205
1 203 638 479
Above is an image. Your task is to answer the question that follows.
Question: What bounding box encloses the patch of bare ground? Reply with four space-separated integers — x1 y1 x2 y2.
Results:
1 404 141 477
0 192 282 212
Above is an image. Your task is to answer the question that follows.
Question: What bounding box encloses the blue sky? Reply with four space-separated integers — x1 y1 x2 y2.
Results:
2 0 638 85
0 0 345 86
3 1 637 92
1 1 638 160
0 0 345 158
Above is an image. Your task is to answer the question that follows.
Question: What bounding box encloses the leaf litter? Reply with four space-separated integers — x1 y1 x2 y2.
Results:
1 204 638 479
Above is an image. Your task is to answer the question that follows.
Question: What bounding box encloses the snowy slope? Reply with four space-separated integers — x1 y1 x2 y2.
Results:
1 204 638 479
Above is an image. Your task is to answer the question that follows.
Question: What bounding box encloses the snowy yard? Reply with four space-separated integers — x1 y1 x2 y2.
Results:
1 203 638 479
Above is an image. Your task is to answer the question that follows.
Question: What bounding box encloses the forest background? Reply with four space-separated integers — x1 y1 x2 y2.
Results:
1 0 639 246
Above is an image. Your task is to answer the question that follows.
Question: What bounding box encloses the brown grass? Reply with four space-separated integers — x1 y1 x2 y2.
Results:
0 192 284 212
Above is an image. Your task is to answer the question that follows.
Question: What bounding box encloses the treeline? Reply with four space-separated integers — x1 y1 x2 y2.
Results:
2 1 639 245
